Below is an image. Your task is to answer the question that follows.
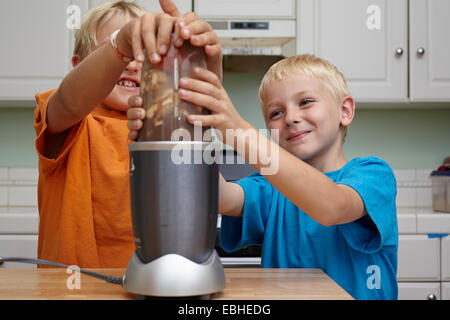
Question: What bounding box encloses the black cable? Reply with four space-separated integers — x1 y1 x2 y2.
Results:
0 256 123 285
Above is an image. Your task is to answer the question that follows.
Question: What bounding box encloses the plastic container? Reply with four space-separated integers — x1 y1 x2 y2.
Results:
430 171 450 213
138 36 210 142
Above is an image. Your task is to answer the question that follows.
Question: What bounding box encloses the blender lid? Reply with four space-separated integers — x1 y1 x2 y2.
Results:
430 170 450 176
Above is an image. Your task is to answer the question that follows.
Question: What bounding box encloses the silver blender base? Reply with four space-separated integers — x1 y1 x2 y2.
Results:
122 250 226 298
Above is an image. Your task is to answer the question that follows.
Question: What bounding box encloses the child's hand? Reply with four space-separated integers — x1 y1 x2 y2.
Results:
116 1 222 83
176 13 223 82
116 12 178 64
178 67 251 146
127 95 145 141
161 0 222 80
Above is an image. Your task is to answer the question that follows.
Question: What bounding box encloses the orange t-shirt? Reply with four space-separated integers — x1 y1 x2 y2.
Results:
34 89 135 268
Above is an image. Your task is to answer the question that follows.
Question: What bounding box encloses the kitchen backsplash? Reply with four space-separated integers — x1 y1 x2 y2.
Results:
395 169 434 212
0 167 38 213
0 166 436 215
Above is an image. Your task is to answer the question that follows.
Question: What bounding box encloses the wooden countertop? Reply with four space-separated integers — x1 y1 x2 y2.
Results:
0 267 352 300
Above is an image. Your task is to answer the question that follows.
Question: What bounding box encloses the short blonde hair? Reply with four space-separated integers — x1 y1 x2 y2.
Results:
258 54 351 106
74 1 147 59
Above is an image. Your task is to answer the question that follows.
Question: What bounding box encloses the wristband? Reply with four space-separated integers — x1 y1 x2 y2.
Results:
110 29 134 63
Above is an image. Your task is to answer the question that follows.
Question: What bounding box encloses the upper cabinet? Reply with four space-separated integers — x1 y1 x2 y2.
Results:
0 0 88 100
194 0 295 19
0 0 191 101
297 0 450 102
297 0 408 102
1 0 449 103
409 0 450 102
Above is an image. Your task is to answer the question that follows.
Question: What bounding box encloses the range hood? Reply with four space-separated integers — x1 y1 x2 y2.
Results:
206 19 296 72
208 20 296 56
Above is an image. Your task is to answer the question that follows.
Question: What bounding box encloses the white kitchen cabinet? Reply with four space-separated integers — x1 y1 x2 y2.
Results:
397 235 440 281
0 0 192 101
89 0 192 14
442 236 450 281
409 0 450 101
0 0 88 100
0 213 39 268
194 0 295 19
442 282 450 300
0 235 38 268
398 282 440 300
0 214 39 234
297 0 408 102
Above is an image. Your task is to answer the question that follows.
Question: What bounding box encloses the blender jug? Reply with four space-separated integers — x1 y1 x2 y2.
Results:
124 36 225 298
137 35 210 142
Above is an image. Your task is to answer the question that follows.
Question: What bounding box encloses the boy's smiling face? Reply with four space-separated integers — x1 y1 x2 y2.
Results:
80 13 142 112
262 74 351 170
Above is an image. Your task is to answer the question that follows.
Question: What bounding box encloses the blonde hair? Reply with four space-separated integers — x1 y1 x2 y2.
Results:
259 54 351 106
259 54 352 141
74 1 147 59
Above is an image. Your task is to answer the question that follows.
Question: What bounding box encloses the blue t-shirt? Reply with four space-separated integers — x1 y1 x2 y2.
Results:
220 156 398 300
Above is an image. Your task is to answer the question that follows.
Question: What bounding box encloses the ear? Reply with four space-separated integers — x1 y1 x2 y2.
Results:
71 55 82 68
339 96 355 128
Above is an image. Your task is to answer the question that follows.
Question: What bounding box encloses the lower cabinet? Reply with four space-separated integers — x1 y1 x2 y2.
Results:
398 282 440 300
397 234 450 300
442 283 450 300
397 235 440 281
0 235 38 268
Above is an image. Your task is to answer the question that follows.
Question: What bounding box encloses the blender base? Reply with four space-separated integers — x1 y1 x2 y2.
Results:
122 250 226 298
135 294 211 300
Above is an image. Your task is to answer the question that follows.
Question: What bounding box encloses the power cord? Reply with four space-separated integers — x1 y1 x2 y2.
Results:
0 256 123 285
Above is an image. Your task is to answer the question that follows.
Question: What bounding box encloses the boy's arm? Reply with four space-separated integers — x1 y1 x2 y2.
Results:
47 12 175 136
47 39 128 134
178 68 366 227
218 173 244 217
240 131 366 226
43 11 183 159
43 39 130 159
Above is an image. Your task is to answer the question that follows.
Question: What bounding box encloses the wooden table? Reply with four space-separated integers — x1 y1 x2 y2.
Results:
0 268 353 300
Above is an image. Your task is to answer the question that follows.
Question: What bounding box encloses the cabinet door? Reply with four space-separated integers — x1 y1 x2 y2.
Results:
297 0 407 102
194 0 295 19
409 0 450 101
89 0 192 14
442 236 450 281
0 0 87 100
442 282 450 300
398 282 440 300
397 235 440 281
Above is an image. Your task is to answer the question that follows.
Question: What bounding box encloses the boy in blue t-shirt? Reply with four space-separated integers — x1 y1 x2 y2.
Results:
129 54 398 300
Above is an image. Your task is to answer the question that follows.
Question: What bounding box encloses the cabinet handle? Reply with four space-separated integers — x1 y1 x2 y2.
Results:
427 294 437 300
395 48 403 56
417 47 426 55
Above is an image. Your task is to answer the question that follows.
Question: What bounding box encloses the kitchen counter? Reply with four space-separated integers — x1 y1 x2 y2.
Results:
0 268 353 300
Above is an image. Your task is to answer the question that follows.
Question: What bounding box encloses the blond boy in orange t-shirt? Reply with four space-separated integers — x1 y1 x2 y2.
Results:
34 0 222 268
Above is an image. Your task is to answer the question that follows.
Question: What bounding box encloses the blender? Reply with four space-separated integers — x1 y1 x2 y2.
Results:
122 37 226 298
